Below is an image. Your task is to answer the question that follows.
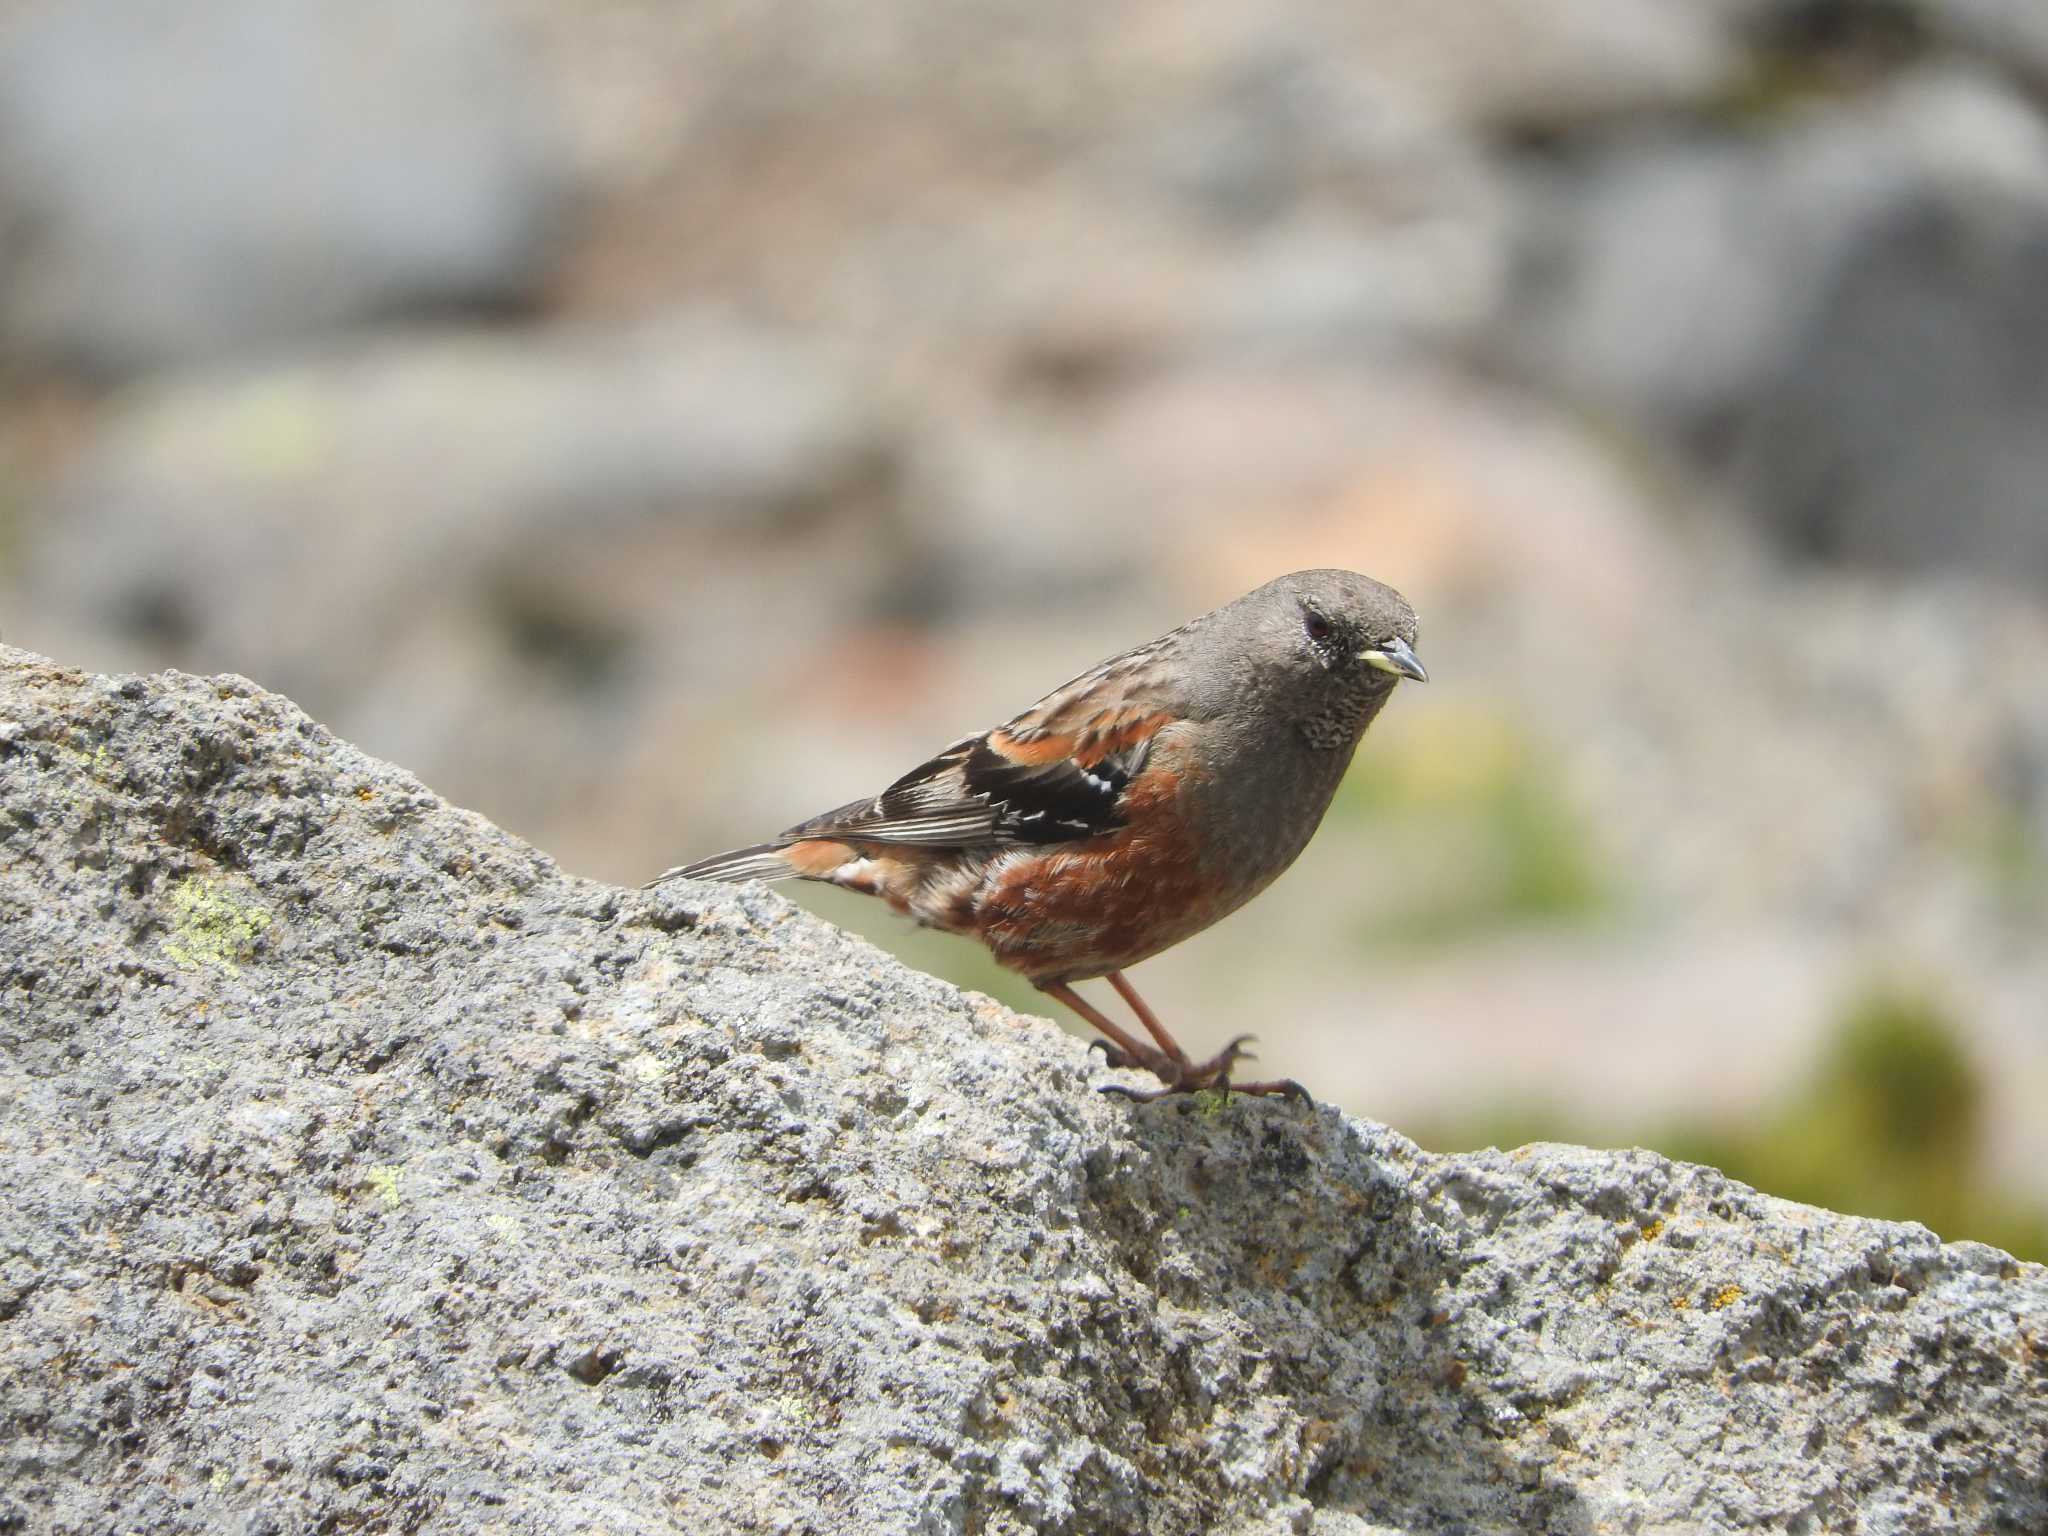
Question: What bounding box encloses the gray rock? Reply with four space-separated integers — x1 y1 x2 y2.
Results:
1498 135 1777 433
3 645 2044 1534
1495 65 2048 577
1735 109 2048 577
0 0 572 375
10 316 892 849
1928 0 2048 89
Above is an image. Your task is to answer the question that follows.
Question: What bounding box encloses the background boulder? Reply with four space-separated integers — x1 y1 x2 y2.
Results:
0 0 572 375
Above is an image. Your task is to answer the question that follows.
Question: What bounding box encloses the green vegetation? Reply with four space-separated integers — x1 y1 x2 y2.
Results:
1334 705 1607 946
1957 803 2048 929
1422 980 2048 1263
1664 982 2047 1260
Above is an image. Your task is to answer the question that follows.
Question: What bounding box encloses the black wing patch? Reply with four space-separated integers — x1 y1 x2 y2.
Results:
778 732 1152 850
958 737 1150 844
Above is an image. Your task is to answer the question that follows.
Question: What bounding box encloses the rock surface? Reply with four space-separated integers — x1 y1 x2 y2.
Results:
2 646 2043 1536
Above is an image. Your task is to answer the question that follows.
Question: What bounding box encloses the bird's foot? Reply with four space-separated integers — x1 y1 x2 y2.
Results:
1092 1032 1249 1095
1096 1035 1312 1105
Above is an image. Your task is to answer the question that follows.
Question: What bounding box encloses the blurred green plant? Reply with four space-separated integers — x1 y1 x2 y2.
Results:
1955 804 2048 930
1334 705 1607 946
1421 979 2048 1263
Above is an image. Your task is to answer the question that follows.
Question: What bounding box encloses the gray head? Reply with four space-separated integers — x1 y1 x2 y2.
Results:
1181 568 1425 750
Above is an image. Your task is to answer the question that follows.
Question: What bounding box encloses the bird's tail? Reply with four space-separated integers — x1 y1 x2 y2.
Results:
645 843 794 888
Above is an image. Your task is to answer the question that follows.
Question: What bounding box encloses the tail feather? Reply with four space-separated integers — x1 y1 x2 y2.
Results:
646 842 794 887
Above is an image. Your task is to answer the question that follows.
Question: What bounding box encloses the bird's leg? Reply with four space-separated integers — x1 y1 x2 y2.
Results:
1105 971 1193 1068
1056 971 1312 1104
1037 982 1175 1080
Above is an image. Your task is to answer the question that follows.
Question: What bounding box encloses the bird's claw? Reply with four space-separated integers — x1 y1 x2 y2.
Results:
1095 1032 1310 1106
1087 1038 1135 1070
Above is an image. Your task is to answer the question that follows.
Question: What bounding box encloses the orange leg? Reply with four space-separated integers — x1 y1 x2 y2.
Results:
1038 972 1311 1104
1037 982 1158 1071
1106 970 1190 1065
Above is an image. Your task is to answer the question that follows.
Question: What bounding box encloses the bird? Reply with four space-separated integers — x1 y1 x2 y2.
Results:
651 569 1426 1102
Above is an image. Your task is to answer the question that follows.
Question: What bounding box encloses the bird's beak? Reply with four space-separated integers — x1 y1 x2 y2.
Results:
1360 636 1428 682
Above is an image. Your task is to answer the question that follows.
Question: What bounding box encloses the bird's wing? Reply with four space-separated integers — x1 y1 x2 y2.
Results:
780 676 1177 850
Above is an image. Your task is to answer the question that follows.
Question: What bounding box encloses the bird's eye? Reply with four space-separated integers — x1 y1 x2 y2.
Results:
1304 613 1332 642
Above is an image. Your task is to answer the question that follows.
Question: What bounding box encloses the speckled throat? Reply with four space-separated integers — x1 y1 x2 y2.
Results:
1299 673 1395 751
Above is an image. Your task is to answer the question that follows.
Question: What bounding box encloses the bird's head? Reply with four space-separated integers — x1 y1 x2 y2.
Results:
1286 568 1425 685
1202 568 1425 749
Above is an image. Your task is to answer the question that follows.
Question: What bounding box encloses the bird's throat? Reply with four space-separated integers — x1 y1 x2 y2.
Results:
1299 677 1392 752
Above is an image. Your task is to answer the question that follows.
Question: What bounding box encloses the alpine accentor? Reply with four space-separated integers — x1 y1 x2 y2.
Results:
653 569 1425 1100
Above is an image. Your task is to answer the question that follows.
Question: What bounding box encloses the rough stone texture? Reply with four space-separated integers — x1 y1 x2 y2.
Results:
2 647 2043 1536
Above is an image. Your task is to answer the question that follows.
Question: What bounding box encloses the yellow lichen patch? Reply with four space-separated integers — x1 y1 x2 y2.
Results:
775 1391 819 1426
1670 1293 1691 1311
355 786 375 802
485 1212 523 1243
163 877 273 976
1709 1284 1743 1311
1640 1218 1664 1242
365 1166 403 1209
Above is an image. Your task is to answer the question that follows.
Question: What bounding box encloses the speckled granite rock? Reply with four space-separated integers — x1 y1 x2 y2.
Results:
2 646 2043 1536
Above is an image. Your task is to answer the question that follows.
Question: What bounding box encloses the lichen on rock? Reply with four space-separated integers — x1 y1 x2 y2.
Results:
161 875 274 974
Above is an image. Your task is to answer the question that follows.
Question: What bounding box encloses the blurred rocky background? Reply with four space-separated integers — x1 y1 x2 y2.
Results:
2 0 2043 1255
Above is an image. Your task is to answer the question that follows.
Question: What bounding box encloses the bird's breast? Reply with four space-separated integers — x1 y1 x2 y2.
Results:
956 750 1230 980
1171 720 1349 900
